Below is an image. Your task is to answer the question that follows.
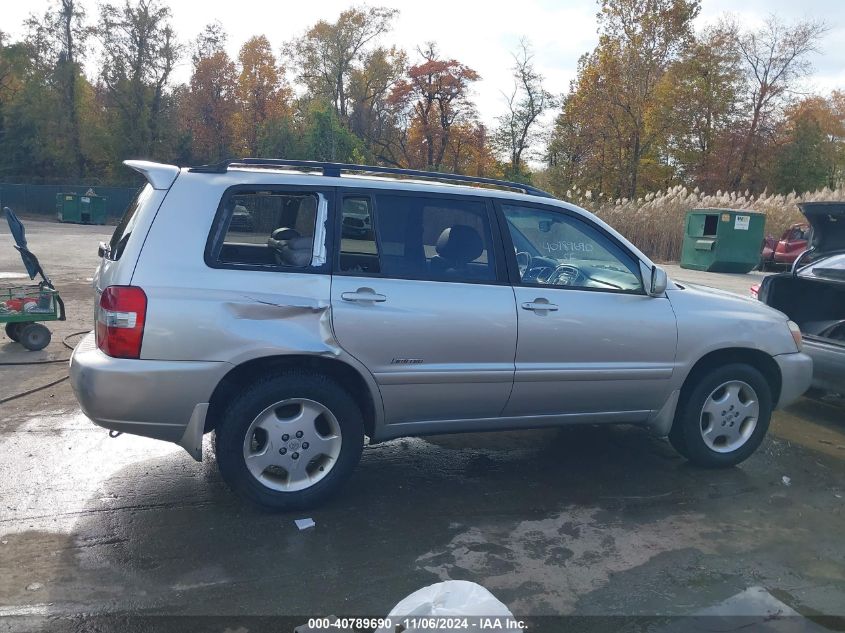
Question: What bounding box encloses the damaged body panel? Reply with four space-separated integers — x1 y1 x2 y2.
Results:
73 167 386 458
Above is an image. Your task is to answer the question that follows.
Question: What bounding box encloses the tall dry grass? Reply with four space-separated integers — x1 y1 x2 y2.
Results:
564 185 845 263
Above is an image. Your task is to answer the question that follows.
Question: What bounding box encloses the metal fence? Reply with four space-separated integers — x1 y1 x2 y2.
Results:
0 183 140 220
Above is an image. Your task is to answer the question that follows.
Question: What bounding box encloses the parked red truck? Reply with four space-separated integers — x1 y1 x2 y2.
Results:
759 223 811 270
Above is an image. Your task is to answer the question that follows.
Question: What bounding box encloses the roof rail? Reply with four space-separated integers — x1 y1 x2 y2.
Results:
189 158 555 198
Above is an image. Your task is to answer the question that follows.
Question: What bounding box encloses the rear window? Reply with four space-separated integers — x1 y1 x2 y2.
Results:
107 184 153 261
374 194 497 282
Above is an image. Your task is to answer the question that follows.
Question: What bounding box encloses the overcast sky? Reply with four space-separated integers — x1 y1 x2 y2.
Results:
3 0 844 130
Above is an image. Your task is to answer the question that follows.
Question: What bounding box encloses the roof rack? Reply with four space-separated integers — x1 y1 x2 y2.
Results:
189 158 555 198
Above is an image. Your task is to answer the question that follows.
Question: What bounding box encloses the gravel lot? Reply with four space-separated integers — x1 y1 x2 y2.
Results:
1 219 843 631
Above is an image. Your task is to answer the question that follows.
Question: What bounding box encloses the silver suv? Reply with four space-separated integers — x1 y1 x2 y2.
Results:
70 159 813 509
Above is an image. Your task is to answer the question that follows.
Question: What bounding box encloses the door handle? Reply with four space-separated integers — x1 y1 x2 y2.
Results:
521 299 558 312
341 288 387 303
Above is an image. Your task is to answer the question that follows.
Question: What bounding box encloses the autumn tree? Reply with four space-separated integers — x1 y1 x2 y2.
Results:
731 16 827 191
600 0 700 197
391 44 480 171
774 111 827 194
545 92 592 195
236 36 289 155
184 25 238 163
348 45 407 164
0 36 55 179
493 39 556 180
546 0 700 198
192 21 226 65
774 96 845 193
444 122 499 177
288 6 397 120
651 23 744 190
97 0 180 159
24 0 90 177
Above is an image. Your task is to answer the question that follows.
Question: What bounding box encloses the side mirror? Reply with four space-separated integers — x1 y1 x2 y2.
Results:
649 265 668 296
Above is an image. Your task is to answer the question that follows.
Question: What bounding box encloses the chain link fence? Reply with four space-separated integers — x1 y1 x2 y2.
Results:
0 183 140 221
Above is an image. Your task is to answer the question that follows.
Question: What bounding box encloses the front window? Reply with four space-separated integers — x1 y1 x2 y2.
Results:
502 204 643 292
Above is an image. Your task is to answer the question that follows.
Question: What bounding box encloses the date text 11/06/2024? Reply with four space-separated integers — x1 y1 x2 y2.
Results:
306 616 527 630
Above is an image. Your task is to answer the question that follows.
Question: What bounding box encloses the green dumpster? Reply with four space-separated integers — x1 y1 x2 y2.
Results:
56 193 81 223
680 208 766 273
56 191 107 224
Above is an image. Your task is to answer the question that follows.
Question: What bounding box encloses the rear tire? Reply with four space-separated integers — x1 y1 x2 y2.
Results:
5 322 23 342
215 370 364 510
19 323 51 351
669 363 772 468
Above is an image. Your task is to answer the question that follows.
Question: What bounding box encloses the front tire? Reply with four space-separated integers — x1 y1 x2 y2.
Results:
215 371 364 510
669 363 772 467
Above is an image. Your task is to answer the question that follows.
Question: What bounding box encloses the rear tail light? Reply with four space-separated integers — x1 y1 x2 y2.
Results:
96 286 147 358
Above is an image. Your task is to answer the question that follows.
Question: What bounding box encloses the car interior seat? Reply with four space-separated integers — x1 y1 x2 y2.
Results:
429 224 485 278
266 197 317 267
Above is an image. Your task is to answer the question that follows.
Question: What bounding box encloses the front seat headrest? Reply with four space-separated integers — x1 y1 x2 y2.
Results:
295 196 318 234
435 225 483 265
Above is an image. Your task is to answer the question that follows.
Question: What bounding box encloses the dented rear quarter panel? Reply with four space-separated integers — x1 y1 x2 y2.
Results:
129 171 386 432
131 171 336 361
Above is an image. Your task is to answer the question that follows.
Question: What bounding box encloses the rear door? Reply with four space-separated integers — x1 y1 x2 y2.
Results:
497 202 677 422
331 190 517 430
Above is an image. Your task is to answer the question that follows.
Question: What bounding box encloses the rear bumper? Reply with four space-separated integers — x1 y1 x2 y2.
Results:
773 351 813 408
69 332 231 447
804 337 845 393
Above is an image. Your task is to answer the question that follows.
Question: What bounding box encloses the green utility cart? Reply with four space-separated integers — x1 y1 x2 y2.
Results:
56 191 107 224
2 207 65 351
680 208 766 273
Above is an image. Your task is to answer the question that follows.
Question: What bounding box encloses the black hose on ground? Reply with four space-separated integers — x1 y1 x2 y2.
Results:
0 331 90 403
0 376 69 405
0 330 89 365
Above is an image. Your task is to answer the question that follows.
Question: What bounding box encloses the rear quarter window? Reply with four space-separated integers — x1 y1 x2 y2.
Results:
108 184 153 261
206 188 329 271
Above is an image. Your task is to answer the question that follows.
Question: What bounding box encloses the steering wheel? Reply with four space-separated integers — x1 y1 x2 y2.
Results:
519 255 582 286
542 263 581 286
516 251 532 277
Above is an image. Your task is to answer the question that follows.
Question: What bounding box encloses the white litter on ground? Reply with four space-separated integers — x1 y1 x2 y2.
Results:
376 580 521 632
294 518 315 530
782 476 792 486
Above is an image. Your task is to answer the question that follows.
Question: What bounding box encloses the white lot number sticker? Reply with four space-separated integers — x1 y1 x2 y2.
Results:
734 215 750 231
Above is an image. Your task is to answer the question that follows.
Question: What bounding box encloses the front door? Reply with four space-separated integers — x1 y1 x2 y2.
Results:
331 191 517 429
498 202 677 422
